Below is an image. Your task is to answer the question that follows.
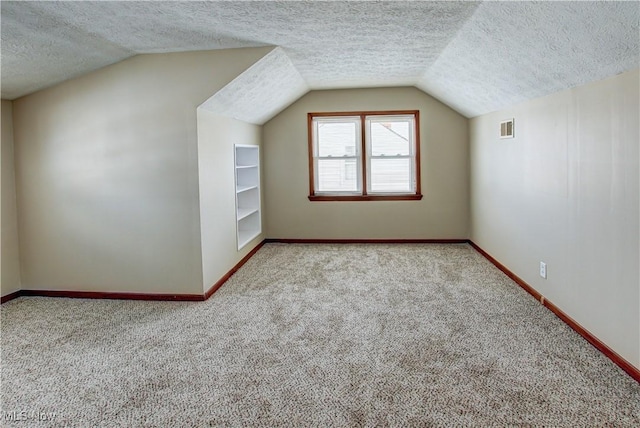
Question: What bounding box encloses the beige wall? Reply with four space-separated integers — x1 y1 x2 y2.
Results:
2 100 22 297
263 87 469 239
12 47 272 294
470 69 639 369
197 110 264 292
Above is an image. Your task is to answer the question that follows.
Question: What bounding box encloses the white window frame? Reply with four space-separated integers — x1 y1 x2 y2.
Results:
365 114 417 195
311 116 362 195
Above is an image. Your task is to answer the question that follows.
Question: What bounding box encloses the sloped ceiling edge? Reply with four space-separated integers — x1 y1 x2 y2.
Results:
199 47 309 125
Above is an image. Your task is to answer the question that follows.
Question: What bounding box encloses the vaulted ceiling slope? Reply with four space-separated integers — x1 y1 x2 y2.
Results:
199 47 309 125
2 1 638 119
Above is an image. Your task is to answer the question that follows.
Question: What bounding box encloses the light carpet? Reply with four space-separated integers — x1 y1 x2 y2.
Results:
1 243 639 426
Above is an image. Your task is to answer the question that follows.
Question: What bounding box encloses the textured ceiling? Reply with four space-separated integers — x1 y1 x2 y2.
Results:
416 1 640 117
2 1 638 118
199 47 308 125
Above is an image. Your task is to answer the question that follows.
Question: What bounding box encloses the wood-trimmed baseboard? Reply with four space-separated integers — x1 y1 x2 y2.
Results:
1 240 266 304
468 241 543 301
265 238 468 244
468 240 640 383
204 239 265 299
1 290 22 304
18 289 205 301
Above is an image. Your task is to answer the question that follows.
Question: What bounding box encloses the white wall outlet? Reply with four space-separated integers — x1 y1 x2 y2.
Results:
539 262 547 279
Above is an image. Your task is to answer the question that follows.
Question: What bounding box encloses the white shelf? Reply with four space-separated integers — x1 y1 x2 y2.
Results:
234 145 261 250
238 229 261 249
236 185 258 193
237 207 259 221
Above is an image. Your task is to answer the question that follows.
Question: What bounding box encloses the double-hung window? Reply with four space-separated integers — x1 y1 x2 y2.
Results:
308 110 422 201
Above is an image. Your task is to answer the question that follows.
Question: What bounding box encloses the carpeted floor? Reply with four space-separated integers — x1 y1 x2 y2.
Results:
1 243 639 427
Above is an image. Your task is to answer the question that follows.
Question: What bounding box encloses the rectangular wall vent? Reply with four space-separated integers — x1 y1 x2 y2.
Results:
500 119 514 139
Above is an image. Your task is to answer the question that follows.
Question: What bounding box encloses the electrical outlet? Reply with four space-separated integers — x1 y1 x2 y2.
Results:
540 262 547 279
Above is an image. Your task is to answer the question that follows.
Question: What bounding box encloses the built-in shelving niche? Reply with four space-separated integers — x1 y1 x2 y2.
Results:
234 145 261 250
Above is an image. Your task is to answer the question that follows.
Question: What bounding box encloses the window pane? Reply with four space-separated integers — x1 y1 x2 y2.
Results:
370 120 410 156
317 122 357 157
317 158 359 192
370 158 412 192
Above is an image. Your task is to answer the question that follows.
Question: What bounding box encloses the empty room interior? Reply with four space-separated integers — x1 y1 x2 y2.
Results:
1 1 639 426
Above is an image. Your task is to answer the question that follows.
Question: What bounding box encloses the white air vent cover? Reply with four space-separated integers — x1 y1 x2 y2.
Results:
500 119 514 139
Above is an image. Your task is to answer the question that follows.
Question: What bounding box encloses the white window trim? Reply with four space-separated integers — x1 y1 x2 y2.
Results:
312 116 362 195
365 114 417 195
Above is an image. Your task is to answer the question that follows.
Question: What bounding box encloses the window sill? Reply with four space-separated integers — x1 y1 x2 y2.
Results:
308 194 423 202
